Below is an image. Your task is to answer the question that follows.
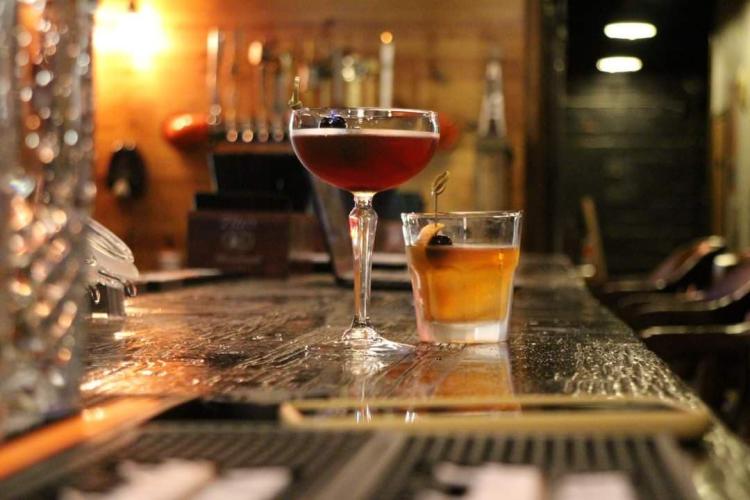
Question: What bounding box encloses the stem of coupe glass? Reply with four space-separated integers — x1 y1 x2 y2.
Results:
347 192 378 340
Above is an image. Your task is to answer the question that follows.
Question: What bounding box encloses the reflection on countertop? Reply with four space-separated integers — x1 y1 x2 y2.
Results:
82 255 696 406
75 254 750 498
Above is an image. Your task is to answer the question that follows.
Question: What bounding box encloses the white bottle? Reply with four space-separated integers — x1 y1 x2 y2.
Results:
475 55 513 211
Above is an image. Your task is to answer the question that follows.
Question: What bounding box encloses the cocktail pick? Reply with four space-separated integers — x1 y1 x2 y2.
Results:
288 76 303 110
431 170 450 222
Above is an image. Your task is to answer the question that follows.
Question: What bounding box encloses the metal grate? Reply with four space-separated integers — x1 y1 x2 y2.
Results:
2 424 696 500
2 424 370 499
370 434 695 500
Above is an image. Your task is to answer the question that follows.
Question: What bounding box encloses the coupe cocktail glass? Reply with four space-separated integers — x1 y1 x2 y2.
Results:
290 108 439 352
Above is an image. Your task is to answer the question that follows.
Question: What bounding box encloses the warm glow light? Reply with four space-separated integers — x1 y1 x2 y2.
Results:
171 115 193 131
604 22 657 40
596 56 642 73
380 31 393 44
94 3 167 70
113 330 136 340
80 378 104 391
248 40 263 66
82 407 107 422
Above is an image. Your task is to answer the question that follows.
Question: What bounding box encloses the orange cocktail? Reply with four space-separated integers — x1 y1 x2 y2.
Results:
402 212 523 343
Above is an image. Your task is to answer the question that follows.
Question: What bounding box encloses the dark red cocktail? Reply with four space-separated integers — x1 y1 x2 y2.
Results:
290 129 439 193
289 107 439 354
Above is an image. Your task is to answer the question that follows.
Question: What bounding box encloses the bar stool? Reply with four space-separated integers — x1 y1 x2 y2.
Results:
594 236 726 307
614 251 749 320
624 257 750 330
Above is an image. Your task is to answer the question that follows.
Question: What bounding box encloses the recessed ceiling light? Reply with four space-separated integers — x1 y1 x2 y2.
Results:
596 56 643 73
604 22 657 40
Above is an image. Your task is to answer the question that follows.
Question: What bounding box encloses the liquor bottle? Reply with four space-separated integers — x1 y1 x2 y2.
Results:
474 54 513 210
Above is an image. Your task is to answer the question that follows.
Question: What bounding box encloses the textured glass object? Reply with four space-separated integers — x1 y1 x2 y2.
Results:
0 0 95 437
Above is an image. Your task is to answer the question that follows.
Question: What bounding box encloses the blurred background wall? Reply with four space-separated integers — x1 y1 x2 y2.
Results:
710 0 750 252
554 0 711 274
89 0 742 275
92 0 533 269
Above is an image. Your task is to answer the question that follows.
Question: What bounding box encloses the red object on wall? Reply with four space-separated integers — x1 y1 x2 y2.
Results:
163 113 210 149
437 112 461 150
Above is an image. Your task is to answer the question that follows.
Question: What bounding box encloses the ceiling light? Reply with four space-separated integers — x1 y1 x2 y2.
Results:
596 56 642 73
604 22 657 40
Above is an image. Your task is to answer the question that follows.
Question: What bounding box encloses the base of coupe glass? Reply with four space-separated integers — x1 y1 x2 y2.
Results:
340 323 413 355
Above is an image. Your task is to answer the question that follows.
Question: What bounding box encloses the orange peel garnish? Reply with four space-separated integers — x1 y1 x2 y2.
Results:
416 223 444 248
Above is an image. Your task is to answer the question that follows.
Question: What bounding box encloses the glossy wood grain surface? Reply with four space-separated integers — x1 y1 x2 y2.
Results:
3 255 750 498
80 255 699 407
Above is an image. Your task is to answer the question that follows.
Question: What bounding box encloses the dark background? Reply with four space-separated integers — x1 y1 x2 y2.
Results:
566 0 711 77
553 0 713 274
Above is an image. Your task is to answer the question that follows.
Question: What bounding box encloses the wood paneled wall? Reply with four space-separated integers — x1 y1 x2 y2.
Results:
93 0 532 269
710 0 750 251
559 75 708 274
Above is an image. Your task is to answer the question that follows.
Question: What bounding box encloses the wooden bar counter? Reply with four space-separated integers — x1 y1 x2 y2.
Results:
79 256 703 406
2 255 750 498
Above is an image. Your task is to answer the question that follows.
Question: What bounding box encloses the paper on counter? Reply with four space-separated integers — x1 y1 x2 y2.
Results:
424 463 635 500
62 459 216 500
553 472 637 500
191 467 291 500
61 460 291 500
429 462 544 500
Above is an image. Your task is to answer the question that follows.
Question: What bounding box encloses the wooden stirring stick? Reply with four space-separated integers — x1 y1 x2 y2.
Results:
431 170 450 223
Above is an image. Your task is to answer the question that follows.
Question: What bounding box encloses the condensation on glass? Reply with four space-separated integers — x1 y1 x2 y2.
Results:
0 0 95 437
